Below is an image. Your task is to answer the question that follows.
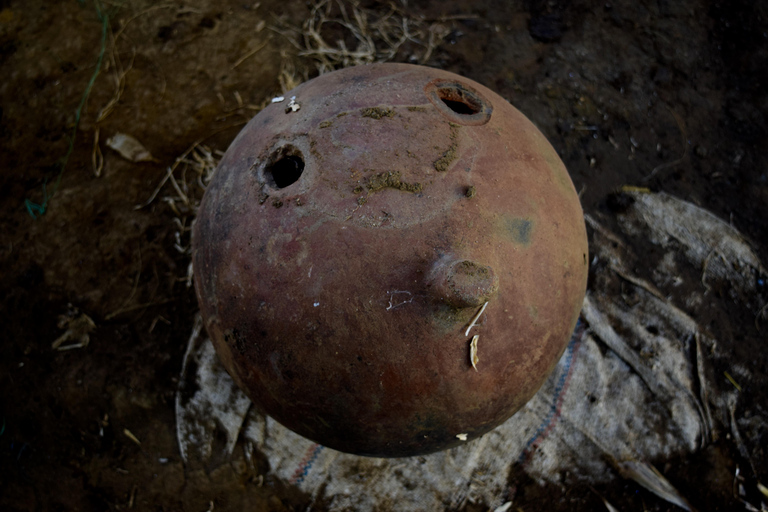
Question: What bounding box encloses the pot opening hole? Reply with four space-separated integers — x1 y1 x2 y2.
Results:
265 148 304 189
437 86 482 116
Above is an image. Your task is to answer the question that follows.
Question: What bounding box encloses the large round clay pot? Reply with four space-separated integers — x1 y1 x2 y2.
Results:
192 63 588 457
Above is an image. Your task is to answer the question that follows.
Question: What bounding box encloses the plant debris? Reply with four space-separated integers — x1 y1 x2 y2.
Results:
271 0 455 74
465 301 489 336
106 132 156 162
614 459 693 511
52 306 95 351
470 335 479 371
123 428 142 446
285 96 301 113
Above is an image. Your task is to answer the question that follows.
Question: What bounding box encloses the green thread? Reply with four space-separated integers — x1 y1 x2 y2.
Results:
25 1 108 219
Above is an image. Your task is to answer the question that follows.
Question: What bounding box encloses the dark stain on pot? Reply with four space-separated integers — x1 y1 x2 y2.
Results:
224 328 247 355
270 351 297 383
505 216 534 246
409 413 450 447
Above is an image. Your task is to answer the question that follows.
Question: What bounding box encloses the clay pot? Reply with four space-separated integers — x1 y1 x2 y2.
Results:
192 63 588 457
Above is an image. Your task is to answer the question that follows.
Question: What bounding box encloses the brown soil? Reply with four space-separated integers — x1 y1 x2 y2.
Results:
1 0 766 511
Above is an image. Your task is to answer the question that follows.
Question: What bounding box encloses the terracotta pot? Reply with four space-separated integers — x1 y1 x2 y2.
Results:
193 63 588 457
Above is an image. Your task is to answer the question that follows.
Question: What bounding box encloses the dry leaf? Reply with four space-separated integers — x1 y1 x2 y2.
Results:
470 335 479 371
52 308 95 351
615 459 692 511
124 428 142 446
106 132 156 162
600 497 620 512
493 502 512 512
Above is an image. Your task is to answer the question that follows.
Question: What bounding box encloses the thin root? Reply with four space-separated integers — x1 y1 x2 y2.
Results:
231 40 270 70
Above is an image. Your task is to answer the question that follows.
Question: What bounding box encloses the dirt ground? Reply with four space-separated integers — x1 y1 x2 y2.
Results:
1 0 767 510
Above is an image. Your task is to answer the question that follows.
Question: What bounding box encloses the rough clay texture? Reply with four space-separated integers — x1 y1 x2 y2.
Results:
192 63 588 457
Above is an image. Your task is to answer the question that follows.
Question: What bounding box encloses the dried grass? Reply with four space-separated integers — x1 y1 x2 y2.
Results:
278 52 305 93
271 0 456 75
162 144 222 287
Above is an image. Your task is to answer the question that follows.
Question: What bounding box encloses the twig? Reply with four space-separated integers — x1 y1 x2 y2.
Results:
149 315 170 333
231 40 270 70
96 40 136 123
114 3 175 42
420 23 449 64
92 128 104 176
434 14 481 22
724 371 742 392
729 399 758 478
123 428 142 446
167 167 190 206
610 265 667 302
755 302 768 332
128 485 137 508
104 298 173 320
465 301 489 336
583 213 627 250
134 123 243 210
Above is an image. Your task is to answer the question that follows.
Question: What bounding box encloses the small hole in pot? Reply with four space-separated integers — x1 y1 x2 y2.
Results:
436 86 482 116
425 80 492 125
265 148 304 189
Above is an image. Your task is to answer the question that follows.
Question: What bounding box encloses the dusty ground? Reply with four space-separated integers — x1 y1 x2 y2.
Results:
1 0 766 510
